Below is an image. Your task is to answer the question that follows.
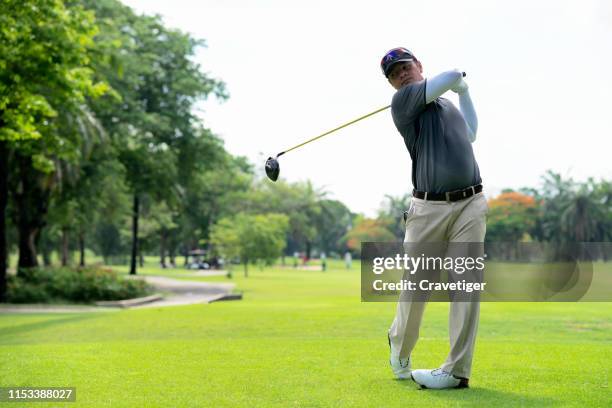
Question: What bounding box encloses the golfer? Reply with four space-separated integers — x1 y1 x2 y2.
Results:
381 47 487 389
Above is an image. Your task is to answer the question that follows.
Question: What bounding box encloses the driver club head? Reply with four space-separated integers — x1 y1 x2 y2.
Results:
265 156 280 181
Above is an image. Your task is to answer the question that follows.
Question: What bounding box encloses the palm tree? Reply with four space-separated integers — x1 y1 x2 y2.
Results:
560 193 608 242
536 172 611 261
46 104 108 267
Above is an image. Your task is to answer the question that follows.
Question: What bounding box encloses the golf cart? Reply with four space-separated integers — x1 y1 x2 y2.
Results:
185 249 211 270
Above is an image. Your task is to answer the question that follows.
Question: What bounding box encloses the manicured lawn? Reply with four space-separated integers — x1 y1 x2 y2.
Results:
1 260 611 407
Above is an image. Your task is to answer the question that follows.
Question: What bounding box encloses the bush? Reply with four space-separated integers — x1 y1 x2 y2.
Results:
6 266 153 304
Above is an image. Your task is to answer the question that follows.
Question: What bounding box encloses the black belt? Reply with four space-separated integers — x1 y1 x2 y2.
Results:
412 184 483 202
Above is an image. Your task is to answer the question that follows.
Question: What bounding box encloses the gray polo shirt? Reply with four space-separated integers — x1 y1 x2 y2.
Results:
391 79 481 193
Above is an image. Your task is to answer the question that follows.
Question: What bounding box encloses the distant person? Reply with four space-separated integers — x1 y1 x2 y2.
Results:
344 251 352 269
321 252 327 272
293 251 299 268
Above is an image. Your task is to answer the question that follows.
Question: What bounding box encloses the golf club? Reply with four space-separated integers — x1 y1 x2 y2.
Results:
264 72 465 181
265 105 391 181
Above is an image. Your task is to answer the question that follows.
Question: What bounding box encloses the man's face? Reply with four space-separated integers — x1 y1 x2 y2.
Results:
387 60 424 90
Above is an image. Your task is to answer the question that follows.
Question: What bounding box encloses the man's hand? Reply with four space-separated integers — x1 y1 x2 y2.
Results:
451 77 469 94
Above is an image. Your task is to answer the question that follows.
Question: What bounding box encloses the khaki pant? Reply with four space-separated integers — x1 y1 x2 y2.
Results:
388 192 488 379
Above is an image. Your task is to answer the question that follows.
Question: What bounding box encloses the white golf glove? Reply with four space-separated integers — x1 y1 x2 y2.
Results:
451 77 469 94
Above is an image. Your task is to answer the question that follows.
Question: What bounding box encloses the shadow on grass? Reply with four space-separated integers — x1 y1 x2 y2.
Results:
396 381 558 407
0 314 103 345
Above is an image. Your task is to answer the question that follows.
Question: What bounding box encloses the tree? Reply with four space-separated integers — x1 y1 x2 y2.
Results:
313 199 353 255
531 172 611 244
485 190 538 243
89 157 131 264
519 172 612 261
559 181 611 243
82 0 227 274
0 0 106 300
529 171 575 243
176 153 252 261
245 180 324 259
210 213 289 277
343 216 395 256
45 109 112 266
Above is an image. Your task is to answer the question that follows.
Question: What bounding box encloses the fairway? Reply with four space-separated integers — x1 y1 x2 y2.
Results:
1 261 611 407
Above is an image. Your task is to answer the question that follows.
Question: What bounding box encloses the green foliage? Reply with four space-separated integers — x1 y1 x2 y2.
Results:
79 0 230 272
243 180 324 255
179 154 253 250
343 215 395 256
528 172 612 243
313 199 353 254
6 266 152 303
0 0 106 157
0 0 110 274
93 222 126 263
84 0 227 195
485 190 538 243
210 213 289 274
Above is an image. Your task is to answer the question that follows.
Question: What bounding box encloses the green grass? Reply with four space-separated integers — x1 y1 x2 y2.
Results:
1 260 611 407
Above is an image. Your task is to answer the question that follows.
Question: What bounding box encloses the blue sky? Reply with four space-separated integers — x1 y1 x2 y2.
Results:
123 0 612 216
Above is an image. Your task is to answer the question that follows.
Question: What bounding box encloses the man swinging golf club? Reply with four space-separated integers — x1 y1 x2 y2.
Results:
382 47 487 389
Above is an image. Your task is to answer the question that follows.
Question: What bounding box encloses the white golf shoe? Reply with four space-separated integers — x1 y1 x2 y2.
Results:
410 368 469 389
388 334 411 380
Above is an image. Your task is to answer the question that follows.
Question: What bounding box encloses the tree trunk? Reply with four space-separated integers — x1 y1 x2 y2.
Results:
0 141 8 302
79 232 85 267
17 216 41 269
130 194 139 275
159 229 166 268
306 241 312 261
169 246 176 267
61 227 69 266
42 247 52 266
15 152 49 272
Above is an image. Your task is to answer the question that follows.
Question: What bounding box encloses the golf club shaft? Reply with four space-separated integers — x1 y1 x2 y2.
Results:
277 105 391 157
276 72 465 157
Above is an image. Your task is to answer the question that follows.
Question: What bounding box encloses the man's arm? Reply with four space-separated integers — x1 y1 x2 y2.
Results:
451 78 478 142
425 69 478 142
457 88 478 142
425 69 464 103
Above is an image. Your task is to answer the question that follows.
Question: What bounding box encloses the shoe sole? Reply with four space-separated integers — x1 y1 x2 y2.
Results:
410 373 469 390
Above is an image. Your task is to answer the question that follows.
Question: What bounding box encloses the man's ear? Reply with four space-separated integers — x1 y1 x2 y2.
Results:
416 60 423 73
